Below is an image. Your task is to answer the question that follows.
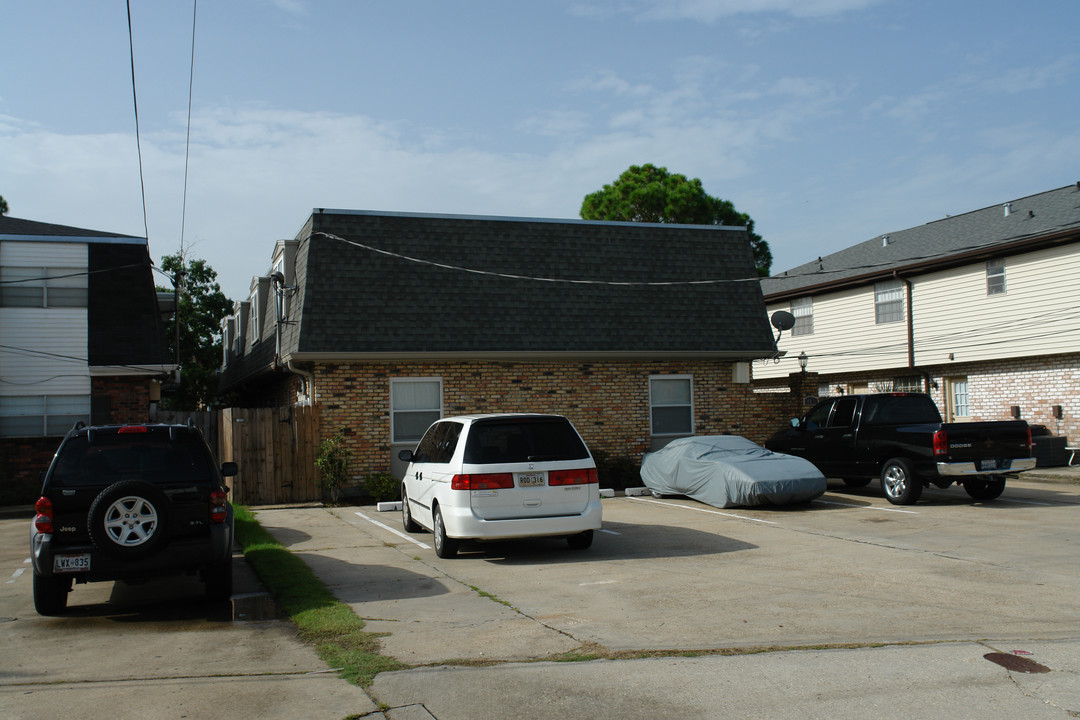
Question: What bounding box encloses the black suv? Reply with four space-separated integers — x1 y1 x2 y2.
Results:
30 422 238 615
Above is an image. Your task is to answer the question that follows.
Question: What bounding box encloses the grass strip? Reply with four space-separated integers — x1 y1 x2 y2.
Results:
232 505 407 687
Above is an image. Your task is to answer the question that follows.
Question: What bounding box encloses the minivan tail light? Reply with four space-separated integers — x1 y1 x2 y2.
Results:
451 473 514 490
549 468 599 486
34 497 54 534
932 429 948 457
117 425 148 434
209 488 229 523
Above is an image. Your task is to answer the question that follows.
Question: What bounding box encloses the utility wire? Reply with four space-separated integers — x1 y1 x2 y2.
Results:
126 0 150 244
179 0 197 259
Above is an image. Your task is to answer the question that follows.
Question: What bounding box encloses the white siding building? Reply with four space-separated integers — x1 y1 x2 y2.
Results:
759 184 1080 449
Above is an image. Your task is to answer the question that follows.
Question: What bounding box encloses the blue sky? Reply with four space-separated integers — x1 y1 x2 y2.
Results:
2 0 1078 301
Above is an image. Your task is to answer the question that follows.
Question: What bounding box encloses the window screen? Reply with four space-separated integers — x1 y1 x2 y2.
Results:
650 376 693 436
391 378 442 443
874 280 904 324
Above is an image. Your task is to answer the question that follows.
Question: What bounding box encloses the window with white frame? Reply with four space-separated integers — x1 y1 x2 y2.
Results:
649 375 693 437
0 266 88 308
892 376 922 393
790 297 814 336
986 258 1006 295
390 378 442 444
0 395 90 437
249 288 260 341
874 279 904 324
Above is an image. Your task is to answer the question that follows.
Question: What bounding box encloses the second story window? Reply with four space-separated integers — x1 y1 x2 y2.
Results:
790 297 814 336
986 258 1006 295
874 279 904 324
0 266 88 308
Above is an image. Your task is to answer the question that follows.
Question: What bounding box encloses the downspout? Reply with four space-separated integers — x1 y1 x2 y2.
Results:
287 359 315 407
897 272 915 369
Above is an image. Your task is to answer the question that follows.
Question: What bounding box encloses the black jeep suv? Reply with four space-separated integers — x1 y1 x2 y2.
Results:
30 422 238 615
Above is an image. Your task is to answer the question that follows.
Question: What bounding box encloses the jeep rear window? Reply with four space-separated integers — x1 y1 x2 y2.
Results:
463 418 589 464
50 430 216 486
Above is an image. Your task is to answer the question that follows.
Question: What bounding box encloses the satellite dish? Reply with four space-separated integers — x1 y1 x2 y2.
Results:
771 310 795 332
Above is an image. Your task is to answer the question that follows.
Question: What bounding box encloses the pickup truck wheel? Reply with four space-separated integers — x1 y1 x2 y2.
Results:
963 476 1006 501
881 458 922 505
842 477 872 488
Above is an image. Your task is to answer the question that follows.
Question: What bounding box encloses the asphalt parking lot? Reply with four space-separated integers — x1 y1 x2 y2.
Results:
3 475 1080 719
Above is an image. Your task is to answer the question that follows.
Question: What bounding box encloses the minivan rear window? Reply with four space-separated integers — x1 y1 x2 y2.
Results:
463 417 589 464
50 429 215 486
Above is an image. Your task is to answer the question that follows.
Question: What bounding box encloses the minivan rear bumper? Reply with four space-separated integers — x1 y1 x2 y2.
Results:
441 499 603 540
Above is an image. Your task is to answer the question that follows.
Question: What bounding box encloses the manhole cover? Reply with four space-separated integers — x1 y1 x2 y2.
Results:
983 653 1051 673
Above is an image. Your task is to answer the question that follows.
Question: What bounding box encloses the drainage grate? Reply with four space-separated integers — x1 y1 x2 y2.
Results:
983 653 1051 673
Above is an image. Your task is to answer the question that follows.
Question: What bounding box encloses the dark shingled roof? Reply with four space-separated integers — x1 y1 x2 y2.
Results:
0 216 142 240
280 210 776 358
762 184 1080 300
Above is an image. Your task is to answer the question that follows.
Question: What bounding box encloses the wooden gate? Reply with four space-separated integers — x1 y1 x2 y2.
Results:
218 405 322 505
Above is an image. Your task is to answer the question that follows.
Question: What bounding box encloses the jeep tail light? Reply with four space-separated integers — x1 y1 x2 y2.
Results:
932 429 948 457
1025 426 1032 453
451 473 514 490
34 497 54 534
549 468 599 486
209 488 229 523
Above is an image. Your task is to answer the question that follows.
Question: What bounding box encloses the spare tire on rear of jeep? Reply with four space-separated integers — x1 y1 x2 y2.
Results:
88 480 171 559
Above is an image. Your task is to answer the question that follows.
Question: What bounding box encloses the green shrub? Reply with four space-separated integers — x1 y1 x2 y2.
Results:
315 428 352 505
364 471 400 503
593 450 642 490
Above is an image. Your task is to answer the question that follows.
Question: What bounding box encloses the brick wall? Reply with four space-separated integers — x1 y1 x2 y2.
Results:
310 359 811 479
0 436 56 506
91 376 153 424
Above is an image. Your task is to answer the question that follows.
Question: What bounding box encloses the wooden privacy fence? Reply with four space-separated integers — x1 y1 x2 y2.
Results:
218 405 322 505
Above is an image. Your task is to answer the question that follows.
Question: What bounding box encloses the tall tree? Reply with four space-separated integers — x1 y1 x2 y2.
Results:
157 254 233 409
580 164 772 276
0 195 9 216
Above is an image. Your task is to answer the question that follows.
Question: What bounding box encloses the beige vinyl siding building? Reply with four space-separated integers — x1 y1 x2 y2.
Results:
759 184 1080 448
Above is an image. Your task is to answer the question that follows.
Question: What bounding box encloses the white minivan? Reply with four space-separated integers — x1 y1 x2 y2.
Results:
398 414 602 557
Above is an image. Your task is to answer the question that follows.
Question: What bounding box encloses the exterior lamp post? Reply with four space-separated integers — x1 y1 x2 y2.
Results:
798 351 808 373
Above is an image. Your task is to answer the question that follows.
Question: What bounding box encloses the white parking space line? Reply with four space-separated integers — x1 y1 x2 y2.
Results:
354 511 432 549
7 567 26 583
598 528 621 535
628 496 779 524
814 499 918 514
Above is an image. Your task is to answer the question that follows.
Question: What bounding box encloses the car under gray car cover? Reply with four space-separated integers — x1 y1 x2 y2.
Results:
639 435 827 508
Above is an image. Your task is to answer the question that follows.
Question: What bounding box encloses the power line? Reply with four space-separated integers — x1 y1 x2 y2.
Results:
313 231 762 286
126 0 150 244
179 0 197 259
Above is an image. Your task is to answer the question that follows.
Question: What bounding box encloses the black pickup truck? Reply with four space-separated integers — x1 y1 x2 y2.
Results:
764 393 1035 505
